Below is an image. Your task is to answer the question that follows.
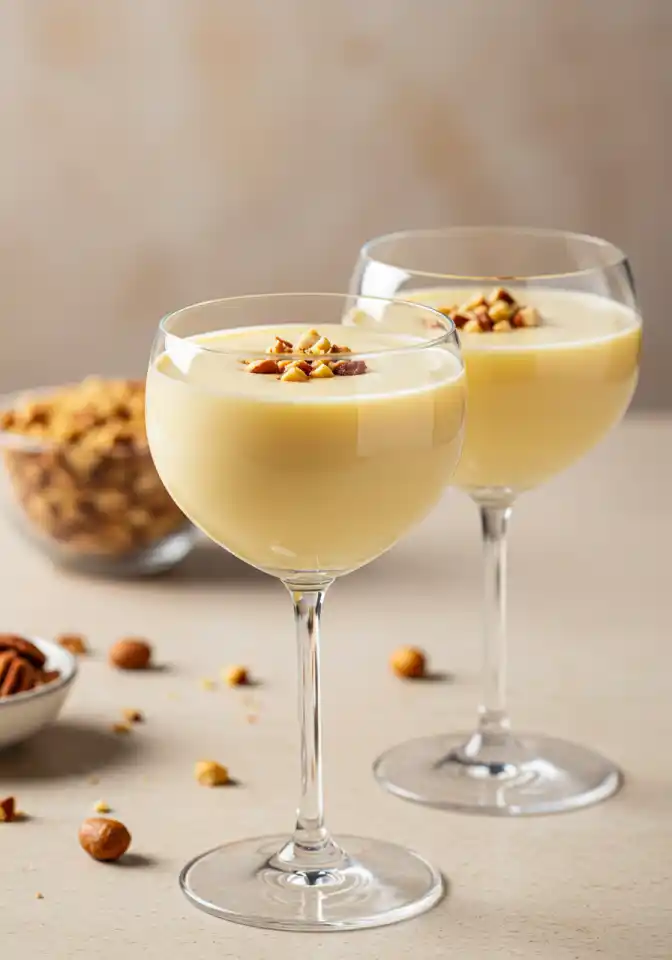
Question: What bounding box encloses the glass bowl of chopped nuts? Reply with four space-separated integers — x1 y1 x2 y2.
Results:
0 377 197 576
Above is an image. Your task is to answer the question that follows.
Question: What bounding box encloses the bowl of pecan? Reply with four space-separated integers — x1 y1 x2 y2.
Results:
0 378 197 576
0 634 77 748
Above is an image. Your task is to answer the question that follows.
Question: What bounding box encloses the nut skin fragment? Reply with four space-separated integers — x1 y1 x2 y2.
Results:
78 817 131 862
246 358 280 375
390 646 427 679
224 665 249 687
109 638 152 670
0 796 16 822
195 760 230 787
56 633 88 656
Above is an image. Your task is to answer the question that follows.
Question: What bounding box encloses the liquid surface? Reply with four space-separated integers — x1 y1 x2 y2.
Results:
146 324 465 577
405 288 641 492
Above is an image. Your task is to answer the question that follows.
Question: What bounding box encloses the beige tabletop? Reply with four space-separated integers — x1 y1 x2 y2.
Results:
0 415 670 959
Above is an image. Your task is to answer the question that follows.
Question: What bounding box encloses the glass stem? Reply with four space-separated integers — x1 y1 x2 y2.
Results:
477 505 513 742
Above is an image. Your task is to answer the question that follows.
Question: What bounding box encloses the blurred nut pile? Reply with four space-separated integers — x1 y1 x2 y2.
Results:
0 378 187 557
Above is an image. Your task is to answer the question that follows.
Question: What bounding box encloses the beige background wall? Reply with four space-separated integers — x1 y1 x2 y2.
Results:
0 0 669 407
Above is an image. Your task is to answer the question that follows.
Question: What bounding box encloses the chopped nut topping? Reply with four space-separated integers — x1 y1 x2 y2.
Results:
280 364 310 382
245 330 367 380
195 760 230 787
440 288 542 334
295 329 320 351
267 336 294 355
246 358 280 375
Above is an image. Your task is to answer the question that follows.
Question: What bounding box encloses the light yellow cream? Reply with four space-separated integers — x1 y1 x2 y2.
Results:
146 323 465 577
405 288 641 493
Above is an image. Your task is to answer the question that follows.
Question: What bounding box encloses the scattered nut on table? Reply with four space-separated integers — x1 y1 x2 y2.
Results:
122 708 144 724
78 817 131 862
94 800 111 814
56 633 88 656
195 760 230 787
109 637 152 670
390 646 427 679
111 722 132 735
0 796 17 822
223 665 249 687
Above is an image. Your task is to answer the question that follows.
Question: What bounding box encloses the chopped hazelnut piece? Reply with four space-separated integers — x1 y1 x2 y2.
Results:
295 329 321 351
246 358 280 375
94 800 111 814
488 299 515 323
512 306 540 328
224 665 249 687
493 319 513 333
122 708 144 724
333 359 368 376
111 722 132 735
267 336 293 355
281 365 310 382
390 646 427 679
488 287 516 305
307 336 332 355
35 893 44 900
195 760 230 787
310 362 335 379
462 318 483 334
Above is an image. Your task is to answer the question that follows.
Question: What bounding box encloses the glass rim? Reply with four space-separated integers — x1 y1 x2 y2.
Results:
360 226 629 281
158 291 458 358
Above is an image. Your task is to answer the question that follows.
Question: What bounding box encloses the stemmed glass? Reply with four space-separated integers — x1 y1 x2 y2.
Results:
350 227 642 816
145 293 466 929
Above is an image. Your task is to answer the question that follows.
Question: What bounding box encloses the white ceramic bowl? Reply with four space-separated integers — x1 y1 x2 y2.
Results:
0 638 77 749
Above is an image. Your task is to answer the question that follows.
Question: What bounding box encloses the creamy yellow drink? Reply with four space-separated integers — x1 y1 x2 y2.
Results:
146 323 465 577
405 288 641 493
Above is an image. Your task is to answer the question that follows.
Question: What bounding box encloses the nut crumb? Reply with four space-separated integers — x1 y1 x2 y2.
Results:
56 633 88 656
390 646 427 679
195 760 230 787
111 722 132 735
0 797 16 822
223 665 249 687
200 678 216 691
94 800 111 814
35 892 44 900
122 708 144 724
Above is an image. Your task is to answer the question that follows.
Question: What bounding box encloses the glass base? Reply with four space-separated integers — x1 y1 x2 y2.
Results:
373 732 623 816
179 833 445 931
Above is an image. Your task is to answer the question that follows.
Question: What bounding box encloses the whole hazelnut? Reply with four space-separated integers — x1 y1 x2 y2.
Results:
109 637 152 671
390 646 427 679
78 817 131 862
